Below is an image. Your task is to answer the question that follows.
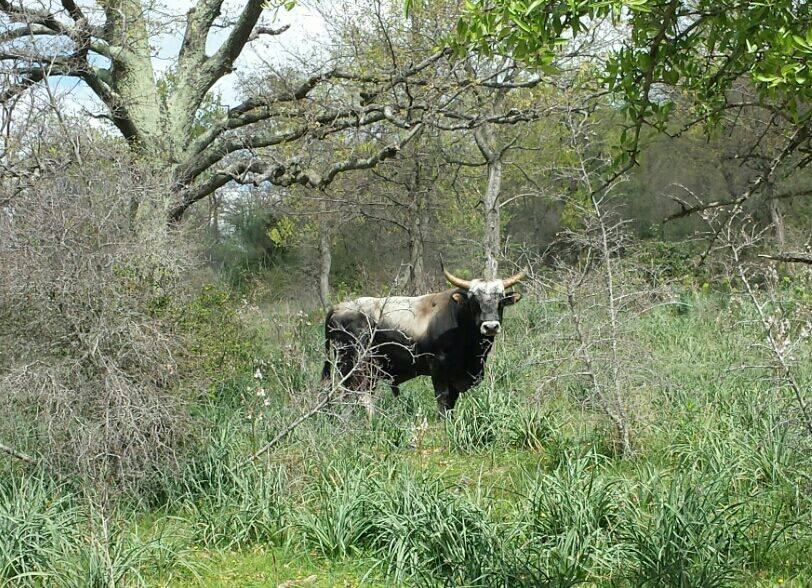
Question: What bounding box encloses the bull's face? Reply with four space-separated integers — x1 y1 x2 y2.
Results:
445 269 526 337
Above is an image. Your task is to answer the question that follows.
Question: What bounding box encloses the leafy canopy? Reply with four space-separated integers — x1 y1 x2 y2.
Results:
454 0 812 126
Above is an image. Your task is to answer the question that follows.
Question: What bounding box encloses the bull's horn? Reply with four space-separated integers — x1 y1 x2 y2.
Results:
443 268 472 290
502 269 527 289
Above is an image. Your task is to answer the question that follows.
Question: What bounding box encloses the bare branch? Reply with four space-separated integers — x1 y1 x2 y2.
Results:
0 23 56 42
204 0 268 85
188 48 448 159
316 123 423 187
248 24 290 41
177 104 404 188
60 0 86 22
665 185 812 222
0 69 43 102
758 252 812 265
0 439 38 466
171 123 423 221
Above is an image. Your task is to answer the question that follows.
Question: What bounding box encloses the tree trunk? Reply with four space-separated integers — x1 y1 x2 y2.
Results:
482 157 502 280
209 194 221 242
406 161 429 295
767 184 786 247
473 121 504 281
103 1 164 150
407 206 429 294
318 220 332 309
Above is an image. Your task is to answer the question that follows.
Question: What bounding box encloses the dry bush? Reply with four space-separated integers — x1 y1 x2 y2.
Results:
700 208 812 437
526 197 676 455
0 141 197 494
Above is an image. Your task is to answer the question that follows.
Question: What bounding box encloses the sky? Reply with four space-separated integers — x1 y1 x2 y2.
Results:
44 0 329 115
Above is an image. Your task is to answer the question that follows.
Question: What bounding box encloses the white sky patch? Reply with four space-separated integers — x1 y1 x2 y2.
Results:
36 0 330 119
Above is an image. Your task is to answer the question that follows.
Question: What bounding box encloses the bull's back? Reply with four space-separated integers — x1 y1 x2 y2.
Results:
330 293 445 341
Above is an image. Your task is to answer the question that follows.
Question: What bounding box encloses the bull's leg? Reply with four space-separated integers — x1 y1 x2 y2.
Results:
445 385 460 412
391 384 400 398
432 375 457 417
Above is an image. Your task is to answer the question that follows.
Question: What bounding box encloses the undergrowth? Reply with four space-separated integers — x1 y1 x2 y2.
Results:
2 291 811 586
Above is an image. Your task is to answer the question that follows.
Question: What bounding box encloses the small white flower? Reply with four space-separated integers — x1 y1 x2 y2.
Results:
256 387 266 398
263 397 271 407
254 368 263 380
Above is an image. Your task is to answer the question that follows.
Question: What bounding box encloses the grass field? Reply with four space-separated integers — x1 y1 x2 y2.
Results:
3 290 811 587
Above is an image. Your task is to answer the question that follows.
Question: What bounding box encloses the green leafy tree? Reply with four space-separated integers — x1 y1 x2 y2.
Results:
454 0 811 164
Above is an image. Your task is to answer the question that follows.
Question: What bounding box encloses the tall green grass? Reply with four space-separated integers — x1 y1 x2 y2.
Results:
3 292 810 586
170 416 289 549
445 387 553 453
0 474 200 586
0 475 80 585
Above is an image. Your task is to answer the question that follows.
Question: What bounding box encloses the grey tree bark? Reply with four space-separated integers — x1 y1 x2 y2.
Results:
766 182 786 247
474 123 504 281
1 0 436 221
318 213 333 309
209 194 222 242
468 62 514 280
407 209 428 295
406 161 430 294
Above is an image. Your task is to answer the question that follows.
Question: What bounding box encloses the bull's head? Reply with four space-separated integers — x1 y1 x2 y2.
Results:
443 267 526 337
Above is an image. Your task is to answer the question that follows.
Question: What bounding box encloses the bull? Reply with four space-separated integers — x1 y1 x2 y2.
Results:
321 267 525 414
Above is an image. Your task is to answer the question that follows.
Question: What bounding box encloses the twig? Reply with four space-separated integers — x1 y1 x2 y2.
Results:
732 246 812 437
244 319 390 464
244 394 335 464
758 252 812 265
0 439 38 465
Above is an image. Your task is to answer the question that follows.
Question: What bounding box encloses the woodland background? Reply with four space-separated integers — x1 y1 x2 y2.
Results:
1 0 811 585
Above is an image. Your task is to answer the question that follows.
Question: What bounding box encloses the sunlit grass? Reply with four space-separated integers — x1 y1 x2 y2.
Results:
4 291 810 586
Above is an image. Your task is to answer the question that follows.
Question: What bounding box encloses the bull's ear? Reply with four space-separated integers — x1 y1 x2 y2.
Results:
503 291 522 305
451 291 467 305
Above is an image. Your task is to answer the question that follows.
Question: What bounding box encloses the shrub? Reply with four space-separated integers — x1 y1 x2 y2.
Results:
0 154 195 495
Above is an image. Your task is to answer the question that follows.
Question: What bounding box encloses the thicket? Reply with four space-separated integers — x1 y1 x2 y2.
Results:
0 147 262 497
2 154 809 584
2 140 810 585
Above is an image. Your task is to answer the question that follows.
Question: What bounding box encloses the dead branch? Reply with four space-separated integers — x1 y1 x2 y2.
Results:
664 126 810 223
244 316 401 463
0 439 38 465
758 252 812 265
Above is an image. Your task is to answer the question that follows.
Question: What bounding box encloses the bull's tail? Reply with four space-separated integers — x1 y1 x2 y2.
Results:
321 307 335 382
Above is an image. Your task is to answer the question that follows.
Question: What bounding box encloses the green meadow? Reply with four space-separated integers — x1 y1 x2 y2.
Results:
3 291 810 587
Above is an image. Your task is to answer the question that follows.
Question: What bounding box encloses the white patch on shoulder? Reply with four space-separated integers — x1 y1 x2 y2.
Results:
338 294 437 340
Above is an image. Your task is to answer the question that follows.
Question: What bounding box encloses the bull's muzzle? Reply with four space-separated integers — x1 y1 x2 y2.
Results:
480 321 501 337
